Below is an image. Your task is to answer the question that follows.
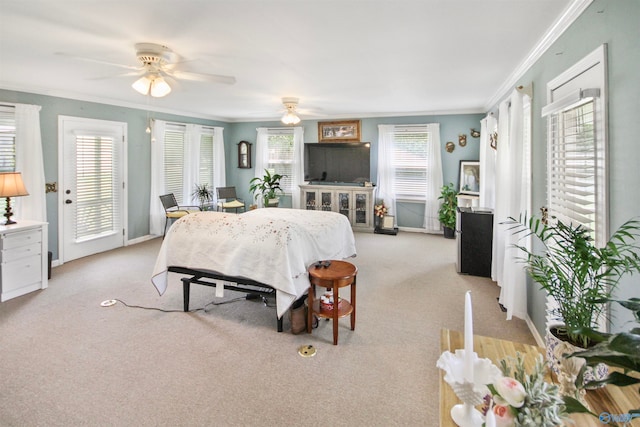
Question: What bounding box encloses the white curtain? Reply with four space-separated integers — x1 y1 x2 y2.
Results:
14 104 46 222
212 127 226 206
424 123 443 232
254 127 269 208
149 119 166 236
291 127 304 209
376 125 397 217
479 114 497 209
491 89 531 320
183 124 199 205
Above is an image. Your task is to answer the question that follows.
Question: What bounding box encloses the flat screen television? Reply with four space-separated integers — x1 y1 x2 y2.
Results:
304 142 371 184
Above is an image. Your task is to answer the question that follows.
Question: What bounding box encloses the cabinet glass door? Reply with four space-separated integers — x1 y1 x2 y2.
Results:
305 190 318 210
338 192 351 218
320 191 333 211
354 192 369 226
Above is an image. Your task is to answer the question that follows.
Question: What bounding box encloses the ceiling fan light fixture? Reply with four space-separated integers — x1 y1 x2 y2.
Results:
132 75 153 95
150 76 171 97
281 111 300 125
281 97 301 124
132 74 171 97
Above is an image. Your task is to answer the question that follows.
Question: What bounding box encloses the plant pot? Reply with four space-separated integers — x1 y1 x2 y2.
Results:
443 226 456 239
266 198 279 207
545 325 608 402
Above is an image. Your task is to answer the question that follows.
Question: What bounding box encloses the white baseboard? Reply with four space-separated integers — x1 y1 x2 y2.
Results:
525 314 545 347
127 234 159 245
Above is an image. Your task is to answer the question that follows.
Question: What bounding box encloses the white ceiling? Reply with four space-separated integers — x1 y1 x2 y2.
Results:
0 0 575 122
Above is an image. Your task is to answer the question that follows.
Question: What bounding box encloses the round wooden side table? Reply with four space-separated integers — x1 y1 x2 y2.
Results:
307 260 357 345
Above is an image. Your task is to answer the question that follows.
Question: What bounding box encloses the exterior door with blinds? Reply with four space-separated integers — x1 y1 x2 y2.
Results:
60 116 126 262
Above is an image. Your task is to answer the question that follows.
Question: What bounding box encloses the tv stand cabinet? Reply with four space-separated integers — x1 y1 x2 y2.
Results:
300 184 376 231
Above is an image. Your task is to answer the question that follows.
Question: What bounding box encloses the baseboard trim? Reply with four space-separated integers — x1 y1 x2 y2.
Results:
127 234 158 245
525 314 545 347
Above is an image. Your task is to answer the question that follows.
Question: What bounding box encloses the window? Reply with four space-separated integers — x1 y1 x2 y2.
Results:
75 134 118 239
0 106 16 172
199 132 214 188
543 45 607 246
389 126 430 199
265 129 294 194
162 123 217 204
163 124 186 204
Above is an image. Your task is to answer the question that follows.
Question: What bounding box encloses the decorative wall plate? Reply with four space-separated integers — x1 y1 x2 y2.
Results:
446 141 455 153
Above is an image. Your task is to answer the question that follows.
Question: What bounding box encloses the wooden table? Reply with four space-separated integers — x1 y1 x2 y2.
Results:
439 329 640 426
307 260 357 345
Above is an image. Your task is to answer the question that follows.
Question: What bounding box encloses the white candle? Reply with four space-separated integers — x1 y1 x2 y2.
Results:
464 290 474 382
486 404 496 427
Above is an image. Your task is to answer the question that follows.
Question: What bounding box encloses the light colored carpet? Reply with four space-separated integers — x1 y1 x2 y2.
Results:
0 231 535 426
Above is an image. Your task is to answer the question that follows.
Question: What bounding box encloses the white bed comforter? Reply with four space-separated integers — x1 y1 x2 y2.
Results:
151 208 356 318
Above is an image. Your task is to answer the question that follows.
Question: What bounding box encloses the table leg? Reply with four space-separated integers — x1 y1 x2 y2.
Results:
307 283 315 334
333 283 339 345
350 276 356 331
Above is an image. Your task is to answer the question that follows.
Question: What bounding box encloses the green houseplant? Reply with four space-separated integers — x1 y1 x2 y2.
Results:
509 215 640 349
438 183 458 238
565 297 640 418
249 169 285 207
192 183 213 210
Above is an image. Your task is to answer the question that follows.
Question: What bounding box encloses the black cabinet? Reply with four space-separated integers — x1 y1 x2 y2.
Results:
456 207 493 277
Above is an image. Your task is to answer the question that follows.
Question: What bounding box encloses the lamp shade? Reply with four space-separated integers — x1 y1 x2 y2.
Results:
0 172 29 198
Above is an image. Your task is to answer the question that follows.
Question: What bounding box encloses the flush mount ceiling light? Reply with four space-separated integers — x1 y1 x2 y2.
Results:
281 97 301 125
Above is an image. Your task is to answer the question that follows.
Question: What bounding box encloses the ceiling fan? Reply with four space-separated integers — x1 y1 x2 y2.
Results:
59 42 236 97
281 97 301 124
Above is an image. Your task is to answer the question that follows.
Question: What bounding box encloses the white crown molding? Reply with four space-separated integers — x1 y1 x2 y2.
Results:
483 0 594 111
0 83 232 122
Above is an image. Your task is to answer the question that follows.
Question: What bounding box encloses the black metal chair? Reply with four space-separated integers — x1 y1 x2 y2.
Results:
216 187 245 213
159 193 200 238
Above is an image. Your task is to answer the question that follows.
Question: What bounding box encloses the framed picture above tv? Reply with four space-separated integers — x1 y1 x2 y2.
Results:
318 120 361 142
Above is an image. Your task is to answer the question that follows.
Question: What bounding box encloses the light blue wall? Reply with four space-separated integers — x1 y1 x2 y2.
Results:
490 0 640 335
0 89 226 259
228 114 483 226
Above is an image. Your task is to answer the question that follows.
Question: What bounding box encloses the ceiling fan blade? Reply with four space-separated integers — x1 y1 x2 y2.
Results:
86 70 145 81
169 70 236 85
55 52 140 71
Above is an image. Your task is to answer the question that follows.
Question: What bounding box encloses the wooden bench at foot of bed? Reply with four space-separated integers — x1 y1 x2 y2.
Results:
169 266 287 332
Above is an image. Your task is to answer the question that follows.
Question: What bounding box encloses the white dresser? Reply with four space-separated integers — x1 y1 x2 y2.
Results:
0 221 48 302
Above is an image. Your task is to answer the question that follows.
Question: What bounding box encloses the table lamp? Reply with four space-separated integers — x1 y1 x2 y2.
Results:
0 172 29 225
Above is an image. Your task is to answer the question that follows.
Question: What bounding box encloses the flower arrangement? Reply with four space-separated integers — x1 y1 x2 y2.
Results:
374 202 387 218
484 353 568 427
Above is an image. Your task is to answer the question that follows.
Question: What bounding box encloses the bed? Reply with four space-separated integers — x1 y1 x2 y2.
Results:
151 208 357 330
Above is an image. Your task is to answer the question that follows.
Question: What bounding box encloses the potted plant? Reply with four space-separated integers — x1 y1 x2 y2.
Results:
508 214 640 385
563 297 640 418
249 169 285 207
192 183 213 210
438 183 458 238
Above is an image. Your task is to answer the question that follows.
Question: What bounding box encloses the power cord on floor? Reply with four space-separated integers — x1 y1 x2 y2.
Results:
109 296 257 313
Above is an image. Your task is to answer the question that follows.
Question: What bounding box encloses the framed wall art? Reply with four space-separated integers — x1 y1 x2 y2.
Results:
459 160 480 195
238 140 252 169
318 120 361 142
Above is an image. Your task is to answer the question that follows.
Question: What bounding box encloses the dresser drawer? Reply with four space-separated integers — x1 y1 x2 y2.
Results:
1 242 41 263
1 254 42 292
1 229 42 250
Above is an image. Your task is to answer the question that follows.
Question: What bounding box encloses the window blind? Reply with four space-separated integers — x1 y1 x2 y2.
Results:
391 126 429 198
199 133 214 187
75 135 119 239
0 108 16 172
547 99 597 234
267 131 294 192
164 126 185 204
